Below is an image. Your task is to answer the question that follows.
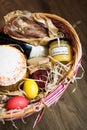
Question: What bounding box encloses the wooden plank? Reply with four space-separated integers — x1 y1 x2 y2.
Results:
0 0 87 130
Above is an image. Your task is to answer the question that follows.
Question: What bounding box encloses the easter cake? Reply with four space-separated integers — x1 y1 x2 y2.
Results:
0 45 27 91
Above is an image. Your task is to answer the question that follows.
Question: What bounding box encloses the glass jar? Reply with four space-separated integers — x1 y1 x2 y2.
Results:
49 38 72 64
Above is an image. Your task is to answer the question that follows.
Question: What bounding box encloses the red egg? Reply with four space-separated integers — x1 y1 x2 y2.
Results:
6 96 29 110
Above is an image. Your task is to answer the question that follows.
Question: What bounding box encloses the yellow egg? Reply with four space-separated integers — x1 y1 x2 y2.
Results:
23 79 39 99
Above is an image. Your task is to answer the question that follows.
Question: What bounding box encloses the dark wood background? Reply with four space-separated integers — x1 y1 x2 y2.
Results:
0 0 87 130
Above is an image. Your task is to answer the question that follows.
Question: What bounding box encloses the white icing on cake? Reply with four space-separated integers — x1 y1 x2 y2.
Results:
0 45 27 86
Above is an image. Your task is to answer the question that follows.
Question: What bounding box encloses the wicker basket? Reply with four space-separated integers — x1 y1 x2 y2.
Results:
0 12 82 126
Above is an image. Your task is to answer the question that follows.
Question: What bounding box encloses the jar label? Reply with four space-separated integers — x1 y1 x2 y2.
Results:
52 46 68 56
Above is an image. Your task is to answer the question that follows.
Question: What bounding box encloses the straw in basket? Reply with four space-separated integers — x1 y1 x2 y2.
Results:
0 10 82 127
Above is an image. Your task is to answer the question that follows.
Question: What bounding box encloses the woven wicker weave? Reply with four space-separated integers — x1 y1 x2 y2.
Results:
0 12 82 122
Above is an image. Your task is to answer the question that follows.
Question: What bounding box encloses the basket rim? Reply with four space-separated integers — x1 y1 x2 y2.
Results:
0 12 82 120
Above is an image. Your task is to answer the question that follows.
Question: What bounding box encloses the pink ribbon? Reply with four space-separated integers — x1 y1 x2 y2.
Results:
33 83 67 127
42 83 67 107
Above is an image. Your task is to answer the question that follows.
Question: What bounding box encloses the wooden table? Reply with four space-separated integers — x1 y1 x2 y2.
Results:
0 0 87 130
